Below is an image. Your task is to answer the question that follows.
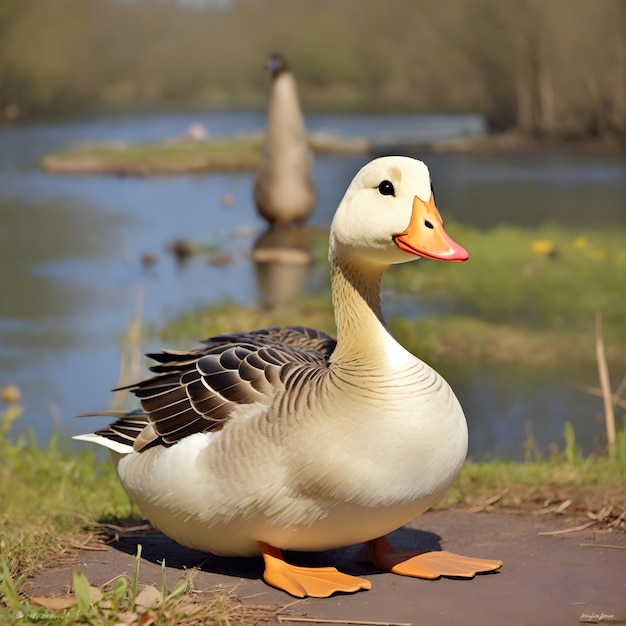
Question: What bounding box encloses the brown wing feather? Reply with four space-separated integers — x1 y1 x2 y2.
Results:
92 326 336 451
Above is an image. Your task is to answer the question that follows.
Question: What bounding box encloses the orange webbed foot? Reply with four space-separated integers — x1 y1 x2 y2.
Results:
360 536 502 579
260 542 371 598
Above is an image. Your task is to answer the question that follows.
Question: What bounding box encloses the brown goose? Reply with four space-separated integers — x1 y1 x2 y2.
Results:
75 156 501 598
253 53 316 227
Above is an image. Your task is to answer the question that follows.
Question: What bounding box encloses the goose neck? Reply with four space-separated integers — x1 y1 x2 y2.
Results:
329 252 391 364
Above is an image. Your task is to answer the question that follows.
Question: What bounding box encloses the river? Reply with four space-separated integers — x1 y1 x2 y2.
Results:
1 111 625 459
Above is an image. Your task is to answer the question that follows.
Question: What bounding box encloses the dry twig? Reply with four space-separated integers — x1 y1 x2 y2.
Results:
538 520 598 536
467 488 509 513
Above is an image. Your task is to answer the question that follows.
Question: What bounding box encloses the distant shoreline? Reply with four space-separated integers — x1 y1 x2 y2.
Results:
40 130 624 177
428 131 626 156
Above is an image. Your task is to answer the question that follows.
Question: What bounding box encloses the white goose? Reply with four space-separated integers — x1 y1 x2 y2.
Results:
253 53 316 227
76 156 501 598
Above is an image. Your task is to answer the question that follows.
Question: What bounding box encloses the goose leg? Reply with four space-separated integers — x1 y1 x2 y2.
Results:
360 536 502 579
260 542 371 598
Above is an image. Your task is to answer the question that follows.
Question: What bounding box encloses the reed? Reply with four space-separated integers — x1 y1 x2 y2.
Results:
595 312 617 449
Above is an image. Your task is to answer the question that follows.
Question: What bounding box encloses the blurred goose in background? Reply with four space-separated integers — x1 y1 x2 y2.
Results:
254 53 316 228
75 156 501 598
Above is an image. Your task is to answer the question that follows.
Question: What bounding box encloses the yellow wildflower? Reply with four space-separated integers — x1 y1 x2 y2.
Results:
0 384 21 405
573 236 588 249
589 249 605 261
531 240 555 255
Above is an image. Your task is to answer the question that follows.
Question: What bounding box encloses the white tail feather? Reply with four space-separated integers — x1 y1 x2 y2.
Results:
73 433 134 455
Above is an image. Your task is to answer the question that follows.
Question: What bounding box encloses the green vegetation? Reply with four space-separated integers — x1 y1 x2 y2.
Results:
439 422 626 516
1 0 625 143
387 222 626 368
0 396 134 582
1 542 266 626
41 136 263 175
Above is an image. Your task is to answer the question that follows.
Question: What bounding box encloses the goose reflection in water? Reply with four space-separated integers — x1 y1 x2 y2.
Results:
250 226 319 309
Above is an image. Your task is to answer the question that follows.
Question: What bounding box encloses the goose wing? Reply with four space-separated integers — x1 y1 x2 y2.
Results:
93 326 336 452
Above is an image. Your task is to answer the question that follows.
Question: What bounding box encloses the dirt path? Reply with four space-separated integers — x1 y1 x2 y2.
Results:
23 510 625 626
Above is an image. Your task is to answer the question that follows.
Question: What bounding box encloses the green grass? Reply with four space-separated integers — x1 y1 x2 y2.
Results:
40 135 264 175
439 422 626 514
0 542 247 626
387 221 626 346
0 402 135 581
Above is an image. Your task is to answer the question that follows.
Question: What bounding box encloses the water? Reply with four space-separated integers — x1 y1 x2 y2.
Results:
1 111 624 459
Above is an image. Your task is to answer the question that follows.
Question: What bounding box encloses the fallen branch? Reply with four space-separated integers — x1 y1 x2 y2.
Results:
67 541 109 552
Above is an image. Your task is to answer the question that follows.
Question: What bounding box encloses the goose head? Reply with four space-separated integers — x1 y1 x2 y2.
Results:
266 52 289 78
330 156 468 267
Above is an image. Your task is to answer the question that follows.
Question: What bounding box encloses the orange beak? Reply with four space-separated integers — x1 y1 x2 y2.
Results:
393 196 469 262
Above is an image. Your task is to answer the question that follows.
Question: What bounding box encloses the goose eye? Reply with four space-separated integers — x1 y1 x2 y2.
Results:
378 180 395 196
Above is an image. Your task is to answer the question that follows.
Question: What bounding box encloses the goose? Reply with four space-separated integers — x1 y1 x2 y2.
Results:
253 53 316 227
75 156 502 598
